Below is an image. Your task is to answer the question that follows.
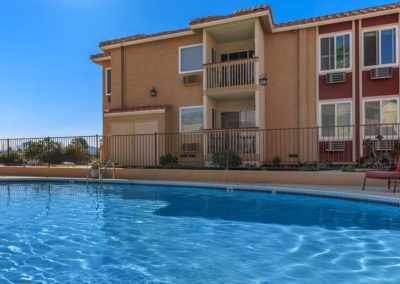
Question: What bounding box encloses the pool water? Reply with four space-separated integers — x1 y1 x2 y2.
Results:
0 182 400 283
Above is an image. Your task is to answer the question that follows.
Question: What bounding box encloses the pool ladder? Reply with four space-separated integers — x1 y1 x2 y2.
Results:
86 160 115 184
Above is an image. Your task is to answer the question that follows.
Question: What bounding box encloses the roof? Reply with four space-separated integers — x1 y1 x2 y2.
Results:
99 28 191 48
189 5 271 25
105 105 172 114
90 53 110 60
95 2 400 51
276 2 400 29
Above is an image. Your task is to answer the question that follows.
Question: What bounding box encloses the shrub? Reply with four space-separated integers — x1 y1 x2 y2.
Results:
272 156 281 167
342 165 355 172
212 150 241 168
160 154 179 167
0 152 23 165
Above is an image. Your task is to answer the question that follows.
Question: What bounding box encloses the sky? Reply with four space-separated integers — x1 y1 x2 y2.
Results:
0 0 395 138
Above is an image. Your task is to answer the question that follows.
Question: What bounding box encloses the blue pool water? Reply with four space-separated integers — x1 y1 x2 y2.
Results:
0 182 400 283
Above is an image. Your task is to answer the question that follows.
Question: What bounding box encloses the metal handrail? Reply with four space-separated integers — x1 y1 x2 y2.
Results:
100 160 115 183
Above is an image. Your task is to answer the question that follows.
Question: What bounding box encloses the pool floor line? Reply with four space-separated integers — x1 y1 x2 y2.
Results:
1 176 400 207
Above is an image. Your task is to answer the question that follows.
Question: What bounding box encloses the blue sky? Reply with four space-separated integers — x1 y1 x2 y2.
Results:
0 0 395 138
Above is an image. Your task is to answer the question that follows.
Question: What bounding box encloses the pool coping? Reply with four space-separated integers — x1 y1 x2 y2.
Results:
1 177 400 207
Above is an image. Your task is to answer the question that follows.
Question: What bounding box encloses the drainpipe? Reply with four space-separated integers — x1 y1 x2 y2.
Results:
120 45 125 109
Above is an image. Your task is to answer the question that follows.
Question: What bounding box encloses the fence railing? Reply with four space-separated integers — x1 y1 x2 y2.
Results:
1 124 400 170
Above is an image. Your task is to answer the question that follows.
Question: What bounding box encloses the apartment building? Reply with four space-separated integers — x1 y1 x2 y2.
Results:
92 3 400 167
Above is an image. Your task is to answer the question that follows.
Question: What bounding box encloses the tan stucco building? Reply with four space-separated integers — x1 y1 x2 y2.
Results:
92 3 400 167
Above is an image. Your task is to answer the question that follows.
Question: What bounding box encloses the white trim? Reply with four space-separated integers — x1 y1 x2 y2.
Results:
101 30 195 50
362 97 400 139
319 32 352 74
105 68 111 96
361 25 399 69
179 105 204 133
178 44 204 74
318 100 353 140
92 56 111 63
104 109 166 117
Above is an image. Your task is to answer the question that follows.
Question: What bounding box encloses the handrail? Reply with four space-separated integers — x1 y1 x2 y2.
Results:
100 160 115 183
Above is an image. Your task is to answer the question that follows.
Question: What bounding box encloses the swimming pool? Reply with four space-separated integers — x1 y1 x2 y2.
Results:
0 181 399 283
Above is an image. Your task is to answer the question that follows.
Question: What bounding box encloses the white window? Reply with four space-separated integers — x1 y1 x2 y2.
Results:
363 27 398 67
179 44 203 74
320 101 352 139
180 106 203 133
364 99 398 137
320 33 351 72
105 68 111 96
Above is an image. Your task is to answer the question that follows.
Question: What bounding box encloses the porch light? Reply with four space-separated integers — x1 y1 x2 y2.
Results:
259 74 268 86
150 87 157 97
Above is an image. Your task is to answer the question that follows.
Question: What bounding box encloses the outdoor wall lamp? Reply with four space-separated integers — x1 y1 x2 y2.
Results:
150 87 157 97
259 74 268 86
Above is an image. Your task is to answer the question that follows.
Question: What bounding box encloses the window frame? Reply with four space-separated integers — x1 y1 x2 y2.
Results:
363 97 400 139
178 44 204 74
319 32 352 73
105 67 112 96
319 100 353 140
179 105 204 133
362 25 399 68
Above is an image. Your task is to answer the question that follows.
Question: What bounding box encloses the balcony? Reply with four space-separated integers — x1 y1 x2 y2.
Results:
204 57 258 98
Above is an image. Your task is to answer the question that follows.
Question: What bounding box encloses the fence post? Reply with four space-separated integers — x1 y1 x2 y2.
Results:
154 132 157 168
316 127 320 171
96 134 99 159
7 138 9 158
47 137 51 168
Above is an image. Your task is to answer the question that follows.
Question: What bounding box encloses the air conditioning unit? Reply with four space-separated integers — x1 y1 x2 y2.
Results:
324 141 345 152
373 140 393 151
325 72 346 84
183 75 199 86
370 67 392 80
182 143 199 153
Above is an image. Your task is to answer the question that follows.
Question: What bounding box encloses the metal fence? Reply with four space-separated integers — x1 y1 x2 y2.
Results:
1 124 400 170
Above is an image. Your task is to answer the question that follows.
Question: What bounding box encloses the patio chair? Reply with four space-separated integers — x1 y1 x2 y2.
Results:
362 157 400 193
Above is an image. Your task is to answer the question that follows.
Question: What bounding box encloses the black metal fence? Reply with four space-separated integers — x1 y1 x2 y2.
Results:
1 124 400 171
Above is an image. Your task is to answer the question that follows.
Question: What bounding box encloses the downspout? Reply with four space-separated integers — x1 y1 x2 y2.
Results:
121 45 125 109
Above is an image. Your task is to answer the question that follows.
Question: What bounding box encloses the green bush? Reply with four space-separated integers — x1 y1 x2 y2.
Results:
272 156 281 167
212 150 242 168
342 165 355 172
160 154 179 167
0 152 23 165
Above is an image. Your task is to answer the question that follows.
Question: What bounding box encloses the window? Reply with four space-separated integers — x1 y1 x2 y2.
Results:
180 106 203 133
220 50 255 62
364 99 398 137
320 102 351 138
105 68 111 96
320 33 351 71
221 110 256 129
364 27 397 67
179 44 203 74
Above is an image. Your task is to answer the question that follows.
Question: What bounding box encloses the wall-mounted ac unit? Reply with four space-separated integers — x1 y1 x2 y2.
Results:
325 72 346 84
183 75 200 86
182 143 199 153
373 140 393 151
324 141 345 152
370 67 392 80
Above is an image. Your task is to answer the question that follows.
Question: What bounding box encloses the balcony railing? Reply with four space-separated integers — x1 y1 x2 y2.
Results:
204 57 257 95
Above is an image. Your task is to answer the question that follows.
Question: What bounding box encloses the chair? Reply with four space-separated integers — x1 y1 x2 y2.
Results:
362 157 400 193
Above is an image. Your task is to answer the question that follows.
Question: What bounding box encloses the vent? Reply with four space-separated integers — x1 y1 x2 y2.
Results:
183 75 199 86
324 141 345 152
370 67 393 80
373 140 393 151
325 72 346 84
182 143 199 153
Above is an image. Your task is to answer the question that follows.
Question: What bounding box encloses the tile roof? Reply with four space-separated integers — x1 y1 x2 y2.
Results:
105 105 172 114
276 2 400 29
96 2 400 50
99 28 191 47
189 5 271 25
90 53 110 60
